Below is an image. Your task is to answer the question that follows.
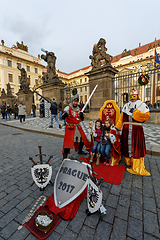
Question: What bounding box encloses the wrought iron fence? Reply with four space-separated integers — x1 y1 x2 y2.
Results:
60 82 90 104
113 68 160 109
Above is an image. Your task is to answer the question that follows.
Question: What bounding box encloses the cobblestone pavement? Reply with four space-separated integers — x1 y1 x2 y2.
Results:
0 124 160 239
0 116 160 154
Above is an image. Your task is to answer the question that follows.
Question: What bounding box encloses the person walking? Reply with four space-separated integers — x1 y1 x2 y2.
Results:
49 98 61 129
1 103 6 119
5 104 11 120
39 100 45 118
32 103 36 117
18 102 26 123
13 101 19 119
58 101 62 120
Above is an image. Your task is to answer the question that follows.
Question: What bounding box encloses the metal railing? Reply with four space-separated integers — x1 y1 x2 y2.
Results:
113 68 160 109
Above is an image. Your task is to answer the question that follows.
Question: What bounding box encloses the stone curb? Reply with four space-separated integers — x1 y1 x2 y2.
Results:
0 122 64 138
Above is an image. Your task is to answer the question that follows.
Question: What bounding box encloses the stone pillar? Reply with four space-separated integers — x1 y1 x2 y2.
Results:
0 96 16 107
86 65 118 120
16 91 33 115
40 82 65 104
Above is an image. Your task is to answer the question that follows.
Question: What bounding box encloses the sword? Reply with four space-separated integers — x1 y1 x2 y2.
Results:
89 122 95 145
29 157 36 165
35 146 46 164
33 90 62 111
81 84 98 113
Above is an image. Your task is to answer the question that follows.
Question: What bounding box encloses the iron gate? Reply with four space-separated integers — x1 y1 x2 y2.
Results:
113 68 160 109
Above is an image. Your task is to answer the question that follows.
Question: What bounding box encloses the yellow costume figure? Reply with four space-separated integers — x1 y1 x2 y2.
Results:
116 89 150 176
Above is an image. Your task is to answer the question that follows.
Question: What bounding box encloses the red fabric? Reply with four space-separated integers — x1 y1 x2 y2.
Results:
81 158 125 185
24 206 61 240
121 113 146 158
102 102 117 124
110 128 121 159
45 188 87 221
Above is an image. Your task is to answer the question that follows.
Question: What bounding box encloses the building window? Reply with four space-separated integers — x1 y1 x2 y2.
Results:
85 95 87 102
17 63 21 69
85 78 87 82
35 79 38 85
80 87 82 92
80 79 82 84
11 88 14 94
18 76 21 83
146 87 151 97
35 68 38 73
8 60 12 67
85 86 87 91
80 96 83 102
156 86 160 96
8 74 13 82
27 66 30 72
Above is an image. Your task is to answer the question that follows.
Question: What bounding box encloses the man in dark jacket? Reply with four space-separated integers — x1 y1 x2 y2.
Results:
1 103 6 119
49 98 61 129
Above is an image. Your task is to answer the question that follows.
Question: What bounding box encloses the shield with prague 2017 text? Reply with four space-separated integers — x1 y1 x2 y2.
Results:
54 159 89 208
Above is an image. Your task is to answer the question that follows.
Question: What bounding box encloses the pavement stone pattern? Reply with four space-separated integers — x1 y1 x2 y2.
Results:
1 116 160 154
0 117 160 239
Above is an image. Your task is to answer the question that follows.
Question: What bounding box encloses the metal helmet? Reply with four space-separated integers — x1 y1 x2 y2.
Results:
72 93 79 102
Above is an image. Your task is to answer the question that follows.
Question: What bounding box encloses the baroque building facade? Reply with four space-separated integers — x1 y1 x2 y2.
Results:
55 39 160 108
1 39 160 110
0 40 44 108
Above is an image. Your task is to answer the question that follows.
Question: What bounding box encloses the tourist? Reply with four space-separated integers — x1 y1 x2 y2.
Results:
62 100 68 126
49 98 61 129
13 101 19 119
100 118 113 166
5 104 11 120
90 119 102 165
1 102 6 119
18 102 26 123
58 101 62 120
116 89 150 176
39 100 45 118
32 103 36 117
62 94 90 159
79 101 84 110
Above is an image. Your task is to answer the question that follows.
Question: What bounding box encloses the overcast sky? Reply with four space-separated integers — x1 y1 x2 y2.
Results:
0 0 160 73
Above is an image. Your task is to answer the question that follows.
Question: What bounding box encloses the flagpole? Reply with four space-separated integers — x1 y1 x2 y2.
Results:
152 37 156 106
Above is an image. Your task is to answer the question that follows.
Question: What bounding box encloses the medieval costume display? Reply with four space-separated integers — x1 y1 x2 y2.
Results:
116 89 150 176
62 94 90 159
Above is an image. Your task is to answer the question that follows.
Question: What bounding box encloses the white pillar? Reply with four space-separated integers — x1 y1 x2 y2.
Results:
1 69 5 89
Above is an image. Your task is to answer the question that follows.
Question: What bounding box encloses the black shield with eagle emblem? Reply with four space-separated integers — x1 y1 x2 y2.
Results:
31 164 52 189
87 178 102 213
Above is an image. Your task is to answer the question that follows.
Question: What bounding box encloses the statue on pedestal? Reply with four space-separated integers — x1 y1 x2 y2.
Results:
17 64 30 93
41 48 61 84
7 83 12 96
1 88 6 96
89 38 113 69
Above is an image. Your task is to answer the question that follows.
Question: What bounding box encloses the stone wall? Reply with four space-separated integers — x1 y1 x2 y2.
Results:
145 111 160 125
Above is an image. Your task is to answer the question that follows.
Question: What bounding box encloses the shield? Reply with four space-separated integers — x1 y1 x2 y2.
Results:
87 178 102 213
31 164 52 189
54 159 89 208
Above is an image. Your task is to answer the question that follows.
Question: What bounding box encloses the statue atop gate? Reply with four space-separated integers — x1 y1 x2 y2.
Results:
17 65 30 93
89 38 113 69
41 48 61 84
